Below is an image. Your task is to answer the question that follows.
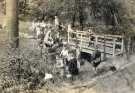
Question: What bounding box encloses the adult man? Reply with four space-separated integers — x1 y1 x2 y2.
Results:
91 45 101 71
67 53 79 80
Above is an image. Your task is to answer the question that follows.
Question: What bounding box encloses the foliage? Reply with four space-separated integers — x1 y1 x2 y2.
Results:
0 47 58 92
1 0 134 33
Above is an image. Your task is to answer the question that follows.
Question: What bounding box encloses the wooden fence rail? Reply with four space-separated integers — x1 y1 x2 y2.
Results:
67 29 124 57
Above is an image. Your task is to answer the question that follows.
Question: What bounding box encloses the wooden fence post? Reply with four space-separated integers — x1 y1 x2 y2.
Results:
95 35 98 46
68 30 70 43
121 37 124 54
80 34 82 49
113 38 116 56
103 35 106 60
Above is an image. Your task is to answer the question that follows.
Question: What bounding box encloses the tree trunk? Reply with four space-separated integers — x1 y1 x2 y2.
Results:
6 0 19 49
72 12 76 27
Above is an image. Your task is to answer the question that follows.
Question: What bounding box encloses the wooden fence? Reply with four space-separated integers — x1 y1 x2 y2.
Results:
67 29 124 56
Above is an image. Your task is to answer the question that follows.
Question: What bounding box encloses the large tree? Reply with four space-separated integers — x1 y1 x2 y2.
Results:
6 0 19 48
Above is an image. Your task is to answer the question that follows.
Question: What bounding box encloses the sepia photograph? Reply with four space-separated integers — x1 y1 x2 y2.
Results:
0 0 135 93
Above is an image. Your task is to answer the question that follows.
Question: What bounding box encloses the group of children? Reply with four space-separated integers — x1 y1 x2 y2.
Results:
56 43 81 80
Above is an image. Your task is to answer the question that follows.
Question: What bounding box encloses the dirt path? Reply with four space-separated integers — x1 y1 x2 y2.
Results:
39 60 135 93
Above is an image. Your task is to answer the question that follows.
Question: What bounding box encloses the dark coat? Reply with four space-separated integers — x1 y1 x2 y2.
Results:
80 52 92 62
68 58 79 75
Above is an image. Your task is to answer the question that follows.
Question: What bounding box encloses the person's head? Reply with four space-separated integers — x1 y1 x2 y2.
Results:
68 24 72 28
95 45 99 50
62 40 67 46
55 16 58 19
70 52 75 59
